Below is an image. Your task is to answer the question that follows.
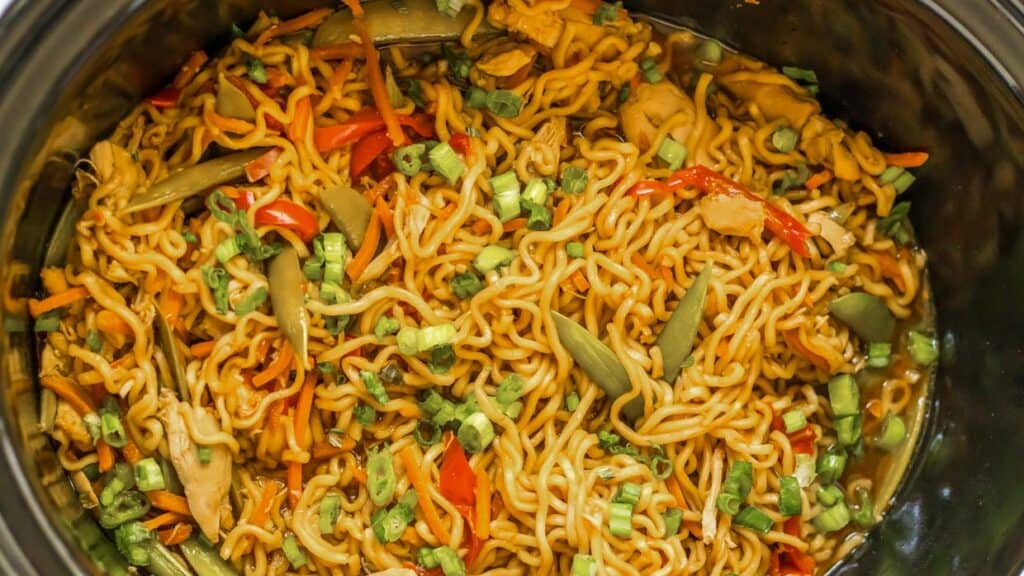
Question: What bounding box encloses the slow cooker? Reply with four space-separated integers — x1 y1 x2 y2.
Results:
0 0 1022 574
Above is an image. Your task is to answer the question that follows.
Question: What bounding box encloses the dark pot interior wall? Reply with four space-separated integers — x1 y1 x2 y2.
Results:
0 0 1022 574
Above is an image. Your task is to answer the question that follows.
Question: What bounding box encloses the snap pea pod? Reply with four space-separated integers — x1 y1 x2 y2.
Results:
268 246 309 363
312 0 497 49
655 264 711 383
155 305 190 402
320 185 373 250
551 311 642 421
215 74 256 121
121 148 268 213
828 292 895 343
146 540 197 576
179 537 240 576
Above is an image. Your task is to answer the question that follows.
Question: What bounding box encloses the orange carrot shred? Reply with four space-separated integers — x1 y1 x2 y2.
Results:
438 203 458 219
344 0 404 146
352 466 368 485
249 479 280 527
253 342 294 388
805 170 833 190
96 310 134 336
28 286 89 317
287 375 316 509
158 523 193 546
399 445 450 544
143 512 187 532
189 340 216 359
97 441 116 473
148 491 192 516
660 266 674 284
475 470 491 540
631 253 658 278
376 197 396 239
471 219 492 235
364 174 395 205
502 218 528 233
287 96 311 144
782 329 830 372
310 43 365 62
287 462 304 510
40 375 96 416
159 289 184 327
329 59 354 93
883 151 929 168
173 51 208 90
312 438 355 460
666 475 688 509
121 441 144 465
346 211 381 281
874 251 907 292
552 198 570 227
256 8 332 45
570 270 590 292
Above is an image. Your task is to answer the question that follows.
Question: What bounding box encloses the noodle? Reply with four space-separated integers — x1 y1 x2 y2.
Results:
33 3 935 575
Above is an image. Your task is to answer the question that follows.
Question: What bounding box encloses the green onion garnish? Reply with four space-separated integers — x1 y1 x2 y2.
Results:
662 507 683 536
816 445 847 485
234 286 267 315
771 127 800 153
566 241 584 259
353 404 376 426
523 201 552 231
457 412 495 453
716 461 753 515
617 84 631 103
367 445 397 506
319 493 341 534
816 484 843 506
879 166 904 184
429 344 456 374
521 179 550 206
565 391 580 411
733 506 774 533
892 171 916 194
85 330 102 353
781 409 806 433
812 501 851 533
778 475 802 516
907 330 938 365
435 545 466 576
196 446 213 464
639 58 662 83
429 142 466 184
613 482 642 508
826 261 847 273
418 546 440 568
465 86 488 109
281 535 307 569
850 486 875 528
490 172 522 222
33 310 61 333
608 501 633 537
827 374 860 417
374 315 400 340
782 66 818 84
867 341 891 368
393 143 427 176
592 1 621 25
201 266 231 314
657 136 688 170
133 458 165 492
561 165 588 194
181 229 198 244
473 244 516 273
214 236 241 264
100 410 127 448
451 272 484 299
496 374 524 405
247 58 268 84
794 453 816 487
99 463 134 507
696 39 723 66
649 453 673 480
361 370 389 406
485 90 523 118
873 412 906 451
835 414 862 447
414 419 443 446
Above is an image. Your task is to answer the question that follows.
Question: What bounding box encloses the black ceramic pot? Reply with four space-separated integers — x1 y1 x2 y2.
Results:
0 1 1021 574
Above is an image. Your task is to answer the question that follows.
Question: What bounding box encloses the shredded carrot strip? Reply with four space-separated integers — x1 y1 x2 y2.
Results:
148 491 192 516
438 203 458 219
310 43 365 62
865 399 883 419
286 376 316 509
253 342 294 388
666 475 688 509
364 174 395 205
96 310 133 336
158 523 193 546
874 251 907 292
399 445 450 544
287 96 311 144
346 211 381 281
344 0 404 146
352 466 368 484
375 197 396 239
716 339 731 357
631 253 658 278
782 329 830 372
121 441 144 465
28 286 89 317
475 471 491 540
143 512 187 532
249 480 280 527
189 340 216 359
173 51 208 89
97 440 116 473
287 462 304 510
884 151 929 168
660 266 674 284
159 288 184 327
207 110 255 134
805 170 833 190
142 271 164 294
40 375 95 416
256 8 332 45
552 198 570 227
502 218 527 233
471 219 492 235
312 438 355 460
329 59 354 92
569 270 590 292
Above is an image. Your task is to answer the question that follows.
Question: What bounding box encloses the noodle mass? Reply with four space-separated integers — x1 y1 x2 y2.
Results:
33 1 936 574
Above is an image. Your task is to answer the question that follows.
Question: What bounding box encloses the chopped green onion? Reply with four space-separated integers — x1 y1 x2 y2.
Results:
113 521 152 566
201 266 230 314
393 143 426 176
771 127 800 153
457 412 495 453
733 506 774 534
812 501 851 533
571 554 598 576
592 1 621 25
485 90 523 118
474 244 516 273
662 507 683 536
561 165 588 194
893 171 916 194
323 261 344 285
374 315 400 340
565 392 580 411
100 411 127 448
657 136 688 170
319 493 341 534
418 546 441 568
826 261 847 273
281 535 307 569
773 163 811 194
86 330 102 352
414 420 443 446
850 486 875 528
816 484 843 507
876 201 913 245
33 310 61 332
608 501 633 537
523 201 552 231
429 142 466 184
197 446 213 464
396 323 457 355
419 390 449 416
867 341 891 368
716 461 753 514
497 399 522 419
441 44 471 81
496 374 524 405
98 489 150 529
451 272 484 299
781 409 807 434
362 370 389 406
214 236 241 263
367 445 397 506
639 58 662 83
778 475 802 516
100 463 135 507
465 86 488 109
816 445 847 485
879 166 904 184
782 66 818 84
794 453 816 487
613 482 642 508
908 330 939 365
353 404 376 426
649 454 673 480
835 414 862 447
566 242 584 259
696 39 723 66
434 545 466 576
428 344 456 374
617 84 631 103
716 492 743 516
435 0 466 18
522 179 550 206
873 412 907 451
133 458 165 492
247 58 268 84
321 232 346 263
490 172 521 222
181 229 198 244
827 374 860 417
234 286 267 315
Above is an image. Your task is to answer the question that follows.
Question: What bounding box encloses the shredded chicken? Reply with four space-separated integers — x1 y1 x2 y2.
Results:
719 71 821 129
800 115 861 181
699 194 766 239
620 82 696 152
39 340 69 378
477 45 536 77
159 391 232 542
808 212 856 256
518 117 566 176
488 1 563 50
55 400 94 452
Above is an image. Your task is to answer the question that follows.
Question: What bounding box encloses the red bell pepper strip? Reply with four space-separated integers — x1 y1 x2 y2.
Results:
629 166 812 257
245 148 282 182
770 518 816 575
350 129 395 180
313 108 435 153
146 86 181 109
449 132 472 156
438 434 484 567
232 191 319 243
770 410 818 455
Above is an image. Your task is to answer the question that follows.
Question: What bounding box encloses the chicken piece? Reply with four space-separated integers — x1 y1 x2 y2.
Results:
808 212 856 257
800 115 861 181
718 72 820 129
39 340 70 378
55 401 94 452
40 267 69 296
477 46 536 78
620 82 696 152
159 391 232 542
488 1 563 50
518 117 567 176
699 193 766 239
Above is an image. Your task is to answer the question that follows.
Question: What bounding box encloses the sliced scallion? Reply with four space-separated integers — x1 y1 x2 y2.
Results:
657 137 688 170
662 507 683 536
613 482 642 508
522 179 550 206
907 330 939 365
835 414 863 447
367 445 397 506
565 392 580 411
281 535 307 569
133 458 165 492
319 493 341 534
782 409 807 434
362 370 389 406
451 272 484 299
608 501 633 537
485 90 523 118
873 412 907 451
429 142 465 184
473 244 516 273
816 484 843 507
772 127 800 153
813 501 851 533
571 553 598 576
867 341 891 368
457 412 495 453
816 445 847 485
490 172 522 222
828 374 860 417
393 143 426 176
561 165 588 194
733 506 774 534
566 242 584 259
214 236 241 263
778 475 802 516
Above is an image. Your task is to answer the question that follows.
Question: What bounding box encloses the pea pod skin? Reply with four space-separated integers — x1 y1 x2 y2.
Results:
154 305 190 402
268 246 309 363
215 74 256 121
121 148 268 214
179 537 241 576
655 263 712 383
828 292 895 343
551 311 642 421
320 185 373 250
313 0 495 48
145 540 197 576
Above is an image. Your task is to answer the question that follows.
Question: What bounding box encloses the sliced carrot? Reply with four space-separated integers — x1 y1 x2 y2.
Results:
660 266 674 284
249 479 280 527
437 203 457 219
207 110 255 134
189 340 216 359
121 441 144 465
312 438 355 460
805 170 833 190
143 271 164 294
173 51 208 89
552 198 570 227
502 218 527 233
287 461 304 510
310 43 365 62
148 491 192 516
245 148 281 182
471 219 492 235
631 253 658 278
569 270 590 292
399 445 450 544
346 211 381 281
874 250 907 292
96 310 133 336
287 96 311 144
256 7 332 45
352 466 368 485
475 471 491 540
294 376 315 448
158 523 193 546
28 286 89 317
97 440 116 473
40 375 96 416
883 151 929 168
364 174 395 205
865 399 883 419
375 197 396 239
344 0 404 146
665 475 688 509
782 329 830 372
143 512 187 532
253 342 294 388
329 59 354 93
159 288 184 327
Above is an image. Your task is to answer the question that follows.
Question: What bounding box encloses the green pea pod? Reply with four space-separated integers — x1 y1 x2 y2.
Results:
179 537 240 576
312 0 497 49
268 246 310 363
655 264 711 383
551 311 642 421
215 74 256 121
828 292 895 343
320 185 373 250
154 304 190 402
145 540 196 576
121 148 269 214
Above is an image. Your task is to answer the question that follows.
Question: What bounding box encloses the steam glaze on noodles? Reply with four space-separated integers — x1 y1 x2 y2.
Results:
33 1 936 575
